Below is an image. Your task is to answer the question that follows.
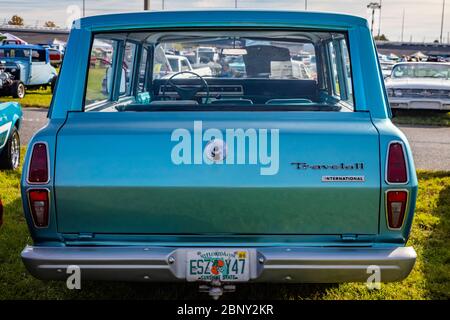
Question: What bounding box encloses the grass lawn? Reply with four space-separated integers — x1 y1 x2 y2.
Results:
0 88 53 108
393 110 450 127
0 150 449 300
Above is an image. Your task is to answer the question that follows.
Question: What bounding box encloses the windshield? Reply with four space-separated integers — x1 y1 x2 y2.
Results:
392 63 450 79
84 30 355 112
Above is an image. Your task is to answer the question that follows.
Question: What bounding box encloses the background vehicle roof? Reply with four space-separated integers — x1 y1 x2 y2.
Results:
0 44 47 51
394 62 450 66
75 10 368 31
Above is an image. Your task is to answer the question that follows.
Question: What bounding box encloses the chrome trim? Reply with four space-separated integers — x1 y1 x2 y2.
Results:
21 245 416 283
385 189 410 231
384 140 410 185
25 141 51 185
26 187 51 229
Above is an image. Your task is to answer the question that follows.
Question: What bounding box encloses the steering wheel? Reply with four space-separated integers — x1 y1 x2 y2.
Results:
162 71 209 103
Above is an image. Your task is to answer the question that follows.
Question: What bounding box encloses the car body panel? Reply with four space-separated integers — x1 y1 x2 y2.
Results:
55 111 380 235
0 102 22 152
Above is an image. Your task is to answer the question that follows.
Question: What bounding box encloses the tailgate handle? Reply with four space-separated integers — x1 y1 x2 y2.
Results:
341 234 357 241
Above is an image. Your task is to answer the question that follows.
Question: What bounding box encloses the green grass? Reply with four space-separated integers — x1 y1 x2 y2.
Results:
0 154 449 299
393 110 450 127
0 87 53 108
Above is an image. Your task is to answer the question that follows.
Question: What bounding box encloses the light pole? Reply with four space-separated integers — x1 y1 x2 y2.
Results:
377 0 382 38
162 0 165 10
305 0 308 10
367 2 381 35
144 0 150 10
235 0 237 9
440 0 446 43
401 8 405 42
82 0 85 17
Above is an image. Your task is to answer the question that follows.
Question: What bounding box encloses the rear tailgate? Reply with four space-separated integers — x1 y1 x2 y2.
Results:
55 111 380 235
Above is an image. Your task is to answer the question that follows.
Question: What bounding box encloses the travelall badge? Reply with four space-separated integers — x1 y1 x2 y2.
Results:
290 162 365 182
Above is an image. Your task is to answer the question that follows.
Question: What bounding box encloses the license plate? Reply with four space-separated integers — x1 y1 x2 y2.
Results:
186 249 250 282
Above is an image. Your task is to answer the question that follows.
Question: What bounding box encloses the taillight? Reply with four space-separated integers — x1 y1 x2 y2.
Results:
0 198 3 227
386 190 408 229
386 142 408 183
28 189 49 228
28 143 49 183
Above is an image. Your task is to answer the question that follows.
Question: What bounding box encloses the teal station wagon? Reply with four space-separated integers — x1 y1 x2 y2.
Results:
21 10 417 298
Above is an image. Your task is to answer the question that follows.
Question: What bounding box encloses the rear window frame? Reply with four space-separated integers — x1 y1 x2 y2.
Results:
82 27 357 112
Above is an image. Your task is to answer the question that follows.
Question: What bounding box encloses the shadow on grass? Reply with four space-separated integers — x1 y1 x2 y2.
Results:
47 278 338 300
422 178 450 300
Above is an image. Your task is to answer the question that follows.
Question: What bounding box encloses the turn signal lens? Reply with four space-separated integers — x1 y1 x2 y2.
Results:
28 143 48 183
387 142 407 183
386 190 408 229
28 189 49 228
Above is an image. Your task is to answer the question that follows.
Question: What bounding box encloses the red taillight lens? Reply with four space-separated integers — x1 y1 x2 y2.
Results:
0 198 3 227
28 143 48 183
28 190 49 228
386 190 408 229
387 142 407 183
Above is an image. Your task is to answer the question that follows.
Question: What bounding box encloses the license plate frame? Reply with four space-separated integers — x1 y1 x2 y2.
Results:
186 249 250 282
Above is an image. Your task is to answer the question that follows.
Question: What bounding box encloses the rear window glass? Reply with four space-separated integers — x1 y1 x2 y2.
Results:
84 30 354 112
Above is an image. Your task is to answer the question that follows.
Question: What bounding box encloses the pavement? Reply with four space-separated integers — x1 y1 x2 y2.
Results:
398 125 450 171
20 108 450 171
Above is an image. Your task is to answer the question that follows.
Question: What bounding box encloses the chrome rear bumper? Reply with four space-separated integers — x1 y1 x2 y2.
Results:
21 245 416 283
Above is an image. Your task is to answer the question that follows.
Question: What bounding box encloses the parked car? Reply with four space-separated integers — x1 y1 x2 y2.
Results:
166 54 212 77
0 60 25 98
380 60 395 79
386 62 450 110
38 45 63 67
0 44 58 97
0 102 22 170
20 10 417 299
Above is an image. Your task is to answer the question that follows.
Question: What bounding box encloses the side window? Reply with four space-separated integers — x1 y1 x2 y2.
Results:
120 42 137 96
31 50 46 62
181 59 190 72
137 47 149 94
327 37 354 109
85 38 139 109
340 39 353 105
327 42 340 97
85 38 117 106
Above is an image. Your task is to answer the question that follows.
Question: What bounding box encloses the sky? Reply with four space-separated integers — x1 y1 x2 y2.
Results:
0 0 449 42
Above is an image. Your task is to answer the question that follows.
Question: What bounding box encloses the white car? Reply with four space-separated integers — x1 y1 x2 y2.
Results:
166 54 212 77
386 62 450 110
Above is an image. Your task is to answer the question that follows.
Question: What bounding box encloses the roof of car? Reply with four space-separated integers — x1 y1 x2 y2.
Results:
0 44 47 50
394 62 450 66
75 10 368 30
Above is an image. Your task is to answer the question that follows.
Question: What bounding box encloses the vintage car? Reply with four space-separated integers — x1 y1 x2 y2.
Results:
386 62 450 110
0 102 22 170
20 10 417 299
0 60 25 98
0 44 58 97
